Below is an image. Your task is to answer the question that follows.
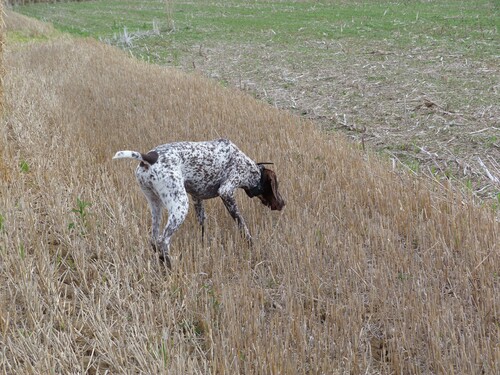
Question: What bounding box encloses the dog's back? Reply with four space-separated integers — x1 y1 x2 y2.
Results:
145 139 260 199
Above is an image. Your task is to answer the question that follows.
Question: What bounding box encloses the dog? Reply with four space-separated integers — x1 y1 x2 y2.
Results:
113 138 285 267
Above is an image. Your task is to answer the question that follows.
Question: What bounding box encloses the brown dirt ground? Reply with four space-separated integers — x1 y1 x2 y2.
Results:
173 39 499 201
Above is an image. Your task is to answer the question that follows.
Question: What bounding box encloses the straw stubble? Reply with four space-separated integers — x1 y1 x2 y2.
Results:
0 35 498 374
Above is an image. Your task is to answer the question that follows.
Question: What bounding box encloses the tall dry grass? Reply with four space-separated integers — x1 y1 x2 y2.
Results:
0 1 4 116
3 9 56 39
0 16 499 375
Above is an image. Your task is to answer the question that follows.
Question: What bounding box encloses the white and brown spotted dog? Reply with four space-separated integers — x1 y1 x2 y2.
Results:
113 138 285 267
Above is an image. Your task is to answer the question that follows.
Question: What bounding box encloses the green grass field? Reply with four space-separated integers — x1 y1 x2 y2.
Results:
15 0 499 63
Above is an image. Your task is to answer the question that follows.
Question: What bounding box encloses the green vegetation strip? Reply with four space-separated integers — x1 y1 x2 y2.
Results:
14 0 499 65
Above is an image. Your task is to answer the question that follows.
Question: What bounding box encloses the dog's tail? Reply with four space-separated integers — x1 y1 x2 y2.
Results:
113 150 159 165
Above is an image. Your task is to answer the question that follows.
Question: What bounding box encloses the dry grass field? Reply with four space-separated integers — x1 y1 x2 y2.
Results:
1 10 499 375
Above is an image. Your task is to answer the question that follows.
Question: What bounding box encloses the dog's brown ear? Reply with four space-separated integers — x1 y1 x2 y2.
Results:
268 170 278 200
262 168 285 211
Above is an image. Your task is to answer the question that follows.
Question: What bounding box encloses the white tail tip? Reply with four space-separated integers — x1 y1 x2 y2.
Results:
113 150 142 161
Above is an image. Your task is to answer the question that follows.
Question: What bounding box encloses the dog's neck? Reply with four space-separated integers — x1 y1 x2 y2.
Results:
244 165 265 198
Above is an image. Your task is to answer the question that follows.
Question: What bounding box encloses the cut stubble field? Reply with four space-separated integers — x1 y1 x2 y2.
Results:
13 0 500 200
1 2 500 375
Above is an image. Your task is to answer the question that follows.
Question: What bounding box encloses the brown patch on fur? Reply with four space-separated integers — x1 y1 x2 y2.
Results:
141 151 159 165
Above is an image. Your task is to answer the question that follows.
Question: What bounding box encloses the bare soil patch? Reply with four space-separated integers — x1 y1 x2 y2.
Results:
179 38 499 200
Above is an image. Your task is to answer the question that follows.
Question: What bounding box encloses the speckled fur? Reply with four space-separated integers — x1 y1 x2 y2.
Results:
113 138 284 266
